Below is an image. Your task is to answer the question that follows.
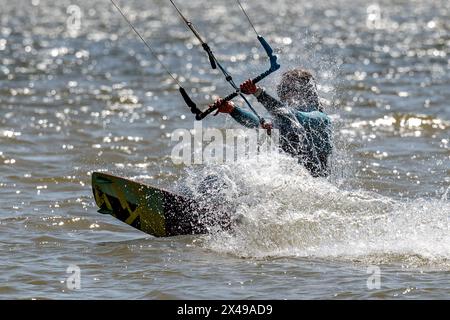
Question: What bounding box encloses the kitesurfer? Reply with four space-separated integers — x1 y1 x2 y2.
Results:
213 68 333 177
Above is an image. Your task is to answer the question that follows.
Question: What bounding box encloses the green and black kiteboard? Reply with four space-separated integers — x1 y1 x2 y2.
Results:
92 172 222 237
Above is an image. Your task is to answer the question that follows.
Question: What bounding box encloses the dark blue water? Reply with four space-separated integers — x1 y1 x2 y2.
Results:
0 0 449 299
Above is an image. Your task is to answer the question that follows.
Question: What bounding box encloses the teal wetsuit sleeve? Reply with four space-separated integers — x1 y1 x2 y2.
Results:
256 91 285 116
230 106 260 128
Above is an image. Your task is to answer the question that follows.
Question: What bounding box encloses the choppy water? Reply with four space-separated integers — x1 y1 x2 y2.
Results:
1 0 449 299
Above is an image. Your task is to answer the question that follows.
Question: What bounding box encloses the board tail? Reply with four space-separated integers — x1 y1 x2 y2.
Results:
91 172 213 237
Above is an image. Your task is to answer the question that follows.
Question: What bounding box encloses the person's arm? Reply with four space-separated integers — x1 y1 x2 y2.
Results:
254 89 285 116
229 106 259 128
240 80 285 116
212 99 259 128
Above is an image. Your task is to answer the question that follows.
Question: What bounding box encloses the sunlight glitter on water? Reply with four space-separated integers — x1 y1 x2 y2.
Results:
0 0 449 299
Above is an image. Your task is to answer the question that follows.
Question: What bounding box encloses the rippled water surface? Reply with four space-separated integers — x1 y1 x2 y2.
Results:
0 0 449 299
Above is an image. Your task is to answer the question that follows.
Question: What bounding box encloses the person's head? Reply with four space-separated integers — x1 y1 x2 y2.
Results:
276 68 322 112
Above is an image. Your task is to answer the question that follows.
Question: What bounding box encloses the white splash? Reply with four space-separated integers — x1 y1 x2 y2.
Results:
182 151 450 268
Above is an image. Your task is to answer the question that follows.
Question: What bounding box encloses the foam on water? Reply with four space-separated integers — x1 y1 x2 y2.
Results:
182 151 449 268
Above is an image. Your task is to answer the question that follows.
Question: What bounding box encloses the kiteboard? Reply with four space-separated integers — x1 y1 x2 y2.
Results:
91 172 228 237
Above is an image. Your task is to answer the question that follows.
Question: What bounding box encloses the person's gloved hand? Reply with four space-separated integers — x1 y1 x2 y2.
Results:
240 79 257 95
212 98 235 115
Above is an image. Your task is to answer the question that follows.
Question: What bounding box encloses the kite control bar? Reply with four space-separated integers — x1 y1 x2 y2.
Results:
180 35 280 120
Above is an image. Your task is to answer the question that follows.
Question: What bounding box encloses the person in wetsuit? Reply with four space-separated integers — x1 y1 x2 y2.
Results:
213 68 333 177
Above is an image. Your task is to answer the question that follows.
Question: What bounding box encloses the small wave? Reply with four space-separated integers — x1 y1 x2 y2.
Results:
180 152 449 268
